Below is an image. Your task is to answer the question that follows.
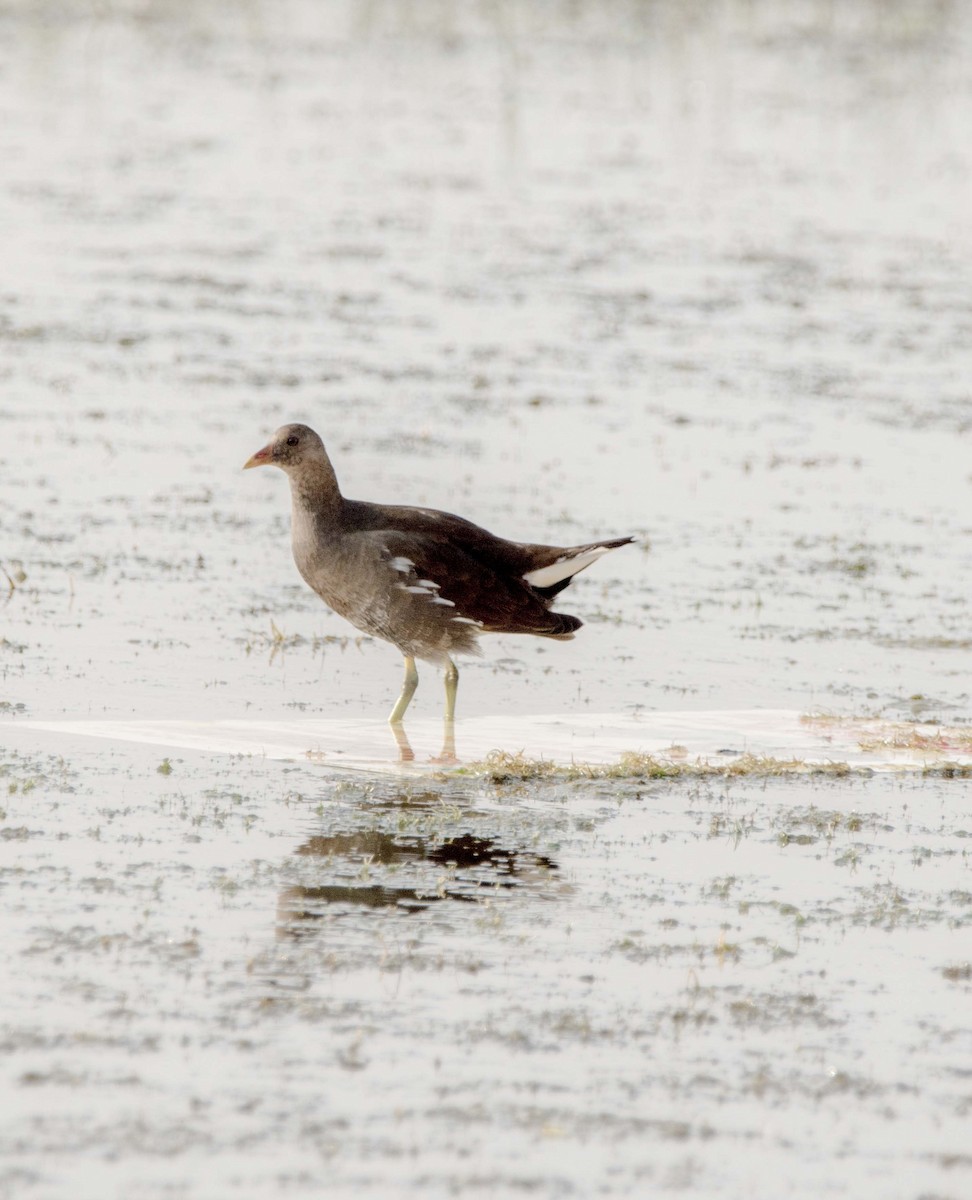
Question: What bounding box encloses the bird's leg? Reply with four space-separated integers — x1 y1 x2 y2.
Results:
388 655 419 725
443 656 459 724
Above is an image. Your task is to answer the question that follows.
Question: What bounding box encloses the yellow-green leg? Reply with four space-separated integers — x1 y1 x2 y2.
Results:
388 655 418 724
444 657 459 724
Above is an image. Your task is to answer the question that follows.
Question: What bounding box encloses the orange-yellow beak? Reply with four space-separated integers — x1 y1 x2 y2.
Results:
243 444 273 469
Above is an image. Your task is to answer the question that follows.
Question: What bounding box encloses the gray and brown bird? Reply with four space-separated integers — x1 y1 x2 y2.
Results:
244 423 633 725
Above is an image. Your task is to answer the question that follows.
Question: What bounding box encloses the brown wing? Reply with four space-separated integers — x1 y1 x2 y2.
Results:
379 531 581 637
345 498 632 599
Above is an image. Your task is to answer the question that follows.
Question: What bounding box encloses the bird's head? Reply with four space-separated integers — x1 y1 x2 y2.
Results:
243 423 326 473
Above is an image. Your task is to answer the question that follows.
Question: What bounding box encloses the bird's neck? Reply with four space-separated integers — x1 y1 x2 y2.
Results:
288 459 343 522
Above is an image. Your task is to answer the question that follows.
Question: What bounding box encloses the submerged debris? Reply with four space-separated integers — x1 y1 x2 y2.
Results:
801 712 972 755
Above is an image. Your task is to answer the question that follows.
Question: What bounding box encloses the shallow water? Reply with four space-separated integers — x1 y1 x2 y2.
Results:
2 0 972 1196
4 733 972 1198
3 0 972 724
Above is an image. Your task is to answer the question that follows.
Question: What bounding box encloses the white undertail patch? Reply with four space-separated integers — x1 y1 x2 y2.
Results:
523 545 615 588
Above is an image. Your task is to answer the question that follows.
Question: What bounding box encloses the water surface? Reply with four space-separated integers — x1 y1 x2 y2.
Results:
2 2 972 1196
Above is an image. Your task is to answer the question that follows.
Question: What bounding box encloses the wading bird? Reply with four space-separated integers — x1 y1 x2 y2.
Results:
244 424 633 726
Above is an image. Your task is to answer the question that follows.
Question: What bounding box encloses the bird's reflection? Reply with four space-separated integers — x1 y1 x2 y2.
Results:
277 819 560 938
390 720 457 765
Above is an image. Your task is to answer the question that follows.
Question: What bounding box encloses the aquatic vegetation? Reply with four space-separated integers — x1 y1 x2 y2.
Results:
463 749 859 784
802 712 972 757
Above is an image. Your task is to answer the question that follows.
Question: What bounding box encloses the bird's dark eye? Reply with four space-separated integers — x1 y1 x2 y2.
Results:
286 435 299 447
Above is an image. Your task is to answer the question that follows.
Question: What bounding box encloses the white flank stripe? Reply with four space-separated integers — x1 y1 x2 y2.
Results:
523 545 614 588
389 556 415 573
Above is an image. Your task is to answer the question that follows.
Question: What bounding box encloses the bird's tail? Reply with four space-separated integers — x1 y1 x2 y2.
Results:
526 535 635 600
537 613 583 639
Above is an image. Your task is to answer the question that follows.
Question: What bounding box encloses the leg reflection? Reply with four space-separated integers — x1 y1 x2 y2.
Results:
390 721 415 763
430 719 458 765
388 719 460 765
